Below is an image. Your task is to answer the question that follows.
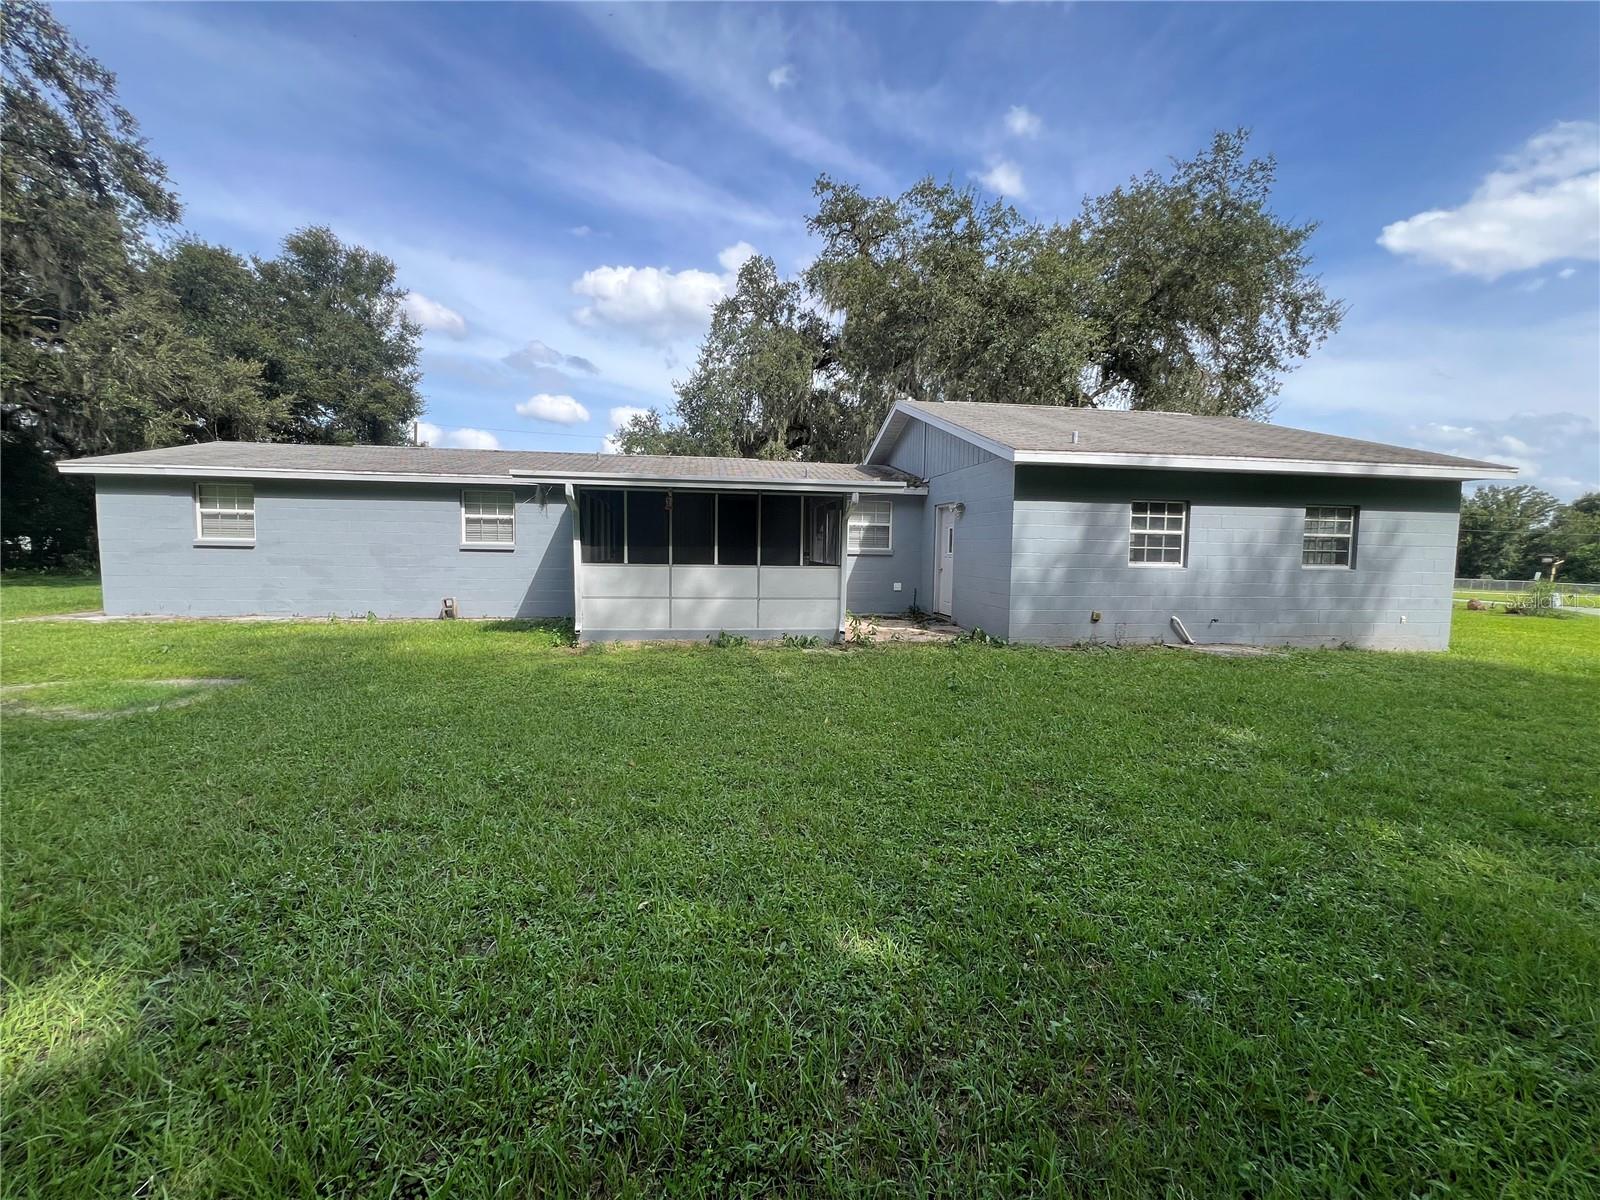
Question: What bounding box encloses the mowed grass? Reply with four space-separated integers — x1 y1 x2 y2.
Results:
0 572 102 620
2 580 1597 1198
1455 588 1600 610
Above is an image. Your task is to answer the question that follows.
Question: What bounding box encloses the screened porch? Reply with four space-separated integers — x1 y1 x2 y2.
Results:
571 487 853 638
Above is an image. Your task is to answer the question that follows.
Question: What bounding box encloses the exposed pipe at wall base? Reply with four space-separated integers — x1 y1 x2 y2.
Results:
1170 615 1195 645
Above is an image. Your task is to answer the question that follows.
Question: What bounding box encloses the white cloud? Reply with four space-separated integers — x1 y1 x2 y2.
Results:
601 406 656 455
571 243 756 341
717 241 759 273
415 421 501 451
443 428 501 451
1004 105 1041 138
403 292 467 337
1558 267 1577 279
576 6 891 188
1274 307 1600 500
515 393 591 425
768 63 795 90
1378 121 1600 279
505 339 600 375
1408 412 1599 498
977 159 1027 198
609 405 652 429
569 224 593 237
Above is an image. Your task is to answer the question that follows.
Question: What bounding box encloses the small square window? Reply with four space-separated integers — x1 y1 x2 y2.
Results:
462 489 515 546
848 500 893 554
196 482 255 542
1303 506 1356 567
1129 500 1185 566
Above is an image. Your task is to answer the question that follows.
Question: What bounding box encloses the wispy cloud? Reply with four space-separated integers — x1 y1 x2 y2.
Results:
1004 104 1042 138
577 4 893 188
504 339 599 375
403 292 467 337
768 64 795 90
1409 412 1599 497
1378 121 1600 279
1276 306 1600 498
977 159 1027 198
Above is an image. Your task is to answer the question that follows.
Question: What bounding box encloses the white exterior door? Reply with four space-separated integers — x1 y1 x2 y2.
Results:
934 504 956 616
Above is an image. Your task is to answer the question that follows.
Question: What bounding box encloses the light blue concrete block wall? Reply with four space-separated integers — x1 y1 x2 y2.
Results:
844 494 926 615
1009 466 1461 649
95 477 573 618
883 423 1014 636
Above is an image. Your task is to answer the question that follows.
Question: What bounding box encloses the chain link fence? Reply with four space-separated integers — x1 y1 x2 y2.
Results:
1454 578 1600 610
1455 577 1600 594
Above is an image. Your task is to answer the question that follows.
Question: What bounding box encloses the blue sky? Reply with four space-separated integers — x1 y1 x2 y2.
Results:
61 2 1600 496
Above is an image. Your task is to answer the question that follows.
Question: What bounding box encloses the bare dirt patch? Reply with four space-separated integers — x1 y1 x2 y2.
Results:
0 678 245 720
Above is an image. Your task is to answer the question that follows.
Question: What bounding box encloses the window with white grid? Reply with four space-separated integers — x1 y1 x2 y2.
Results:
1128 500 1186 566
195 482 255 542
848 500 893 554
462 489 515 546
1303 506 1356 567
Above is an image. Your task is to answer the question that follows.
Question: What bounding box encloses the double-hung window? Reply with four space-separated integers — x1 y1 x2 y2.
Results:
462 489 515 547
1303 506 1356 567
196 482 255 543
1129 500 1186 566
848 500 893 554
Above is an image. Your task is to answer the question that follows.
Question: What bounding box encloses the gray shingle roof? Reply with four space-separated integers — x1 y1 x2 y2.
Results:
58 441 917 489
882 400 1514 476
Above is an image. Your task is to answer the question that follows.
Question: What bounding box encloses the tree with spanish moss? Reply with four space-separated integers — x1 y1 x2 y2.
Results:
615 130 1345 462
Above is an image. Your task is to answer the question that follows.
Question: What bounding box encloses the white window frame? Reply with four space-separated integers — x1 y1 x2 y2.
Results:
1302 505 1357 569
847 499 893 555
194 482 255 544
461 488 516 549
1128 500 1186 567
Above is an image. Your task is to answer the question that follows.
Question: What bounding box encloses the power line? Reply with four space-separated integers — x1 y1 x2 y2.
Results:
418 422 611 441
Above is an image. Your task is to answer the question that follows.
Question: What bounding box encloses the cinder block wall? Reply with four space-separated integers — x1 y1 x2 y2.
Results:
95 478 573 618
1009 467 1461 650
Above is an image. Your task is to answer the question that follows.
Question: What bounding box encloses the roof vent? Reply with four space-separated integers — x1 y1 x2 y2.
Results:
1071 430 1080 445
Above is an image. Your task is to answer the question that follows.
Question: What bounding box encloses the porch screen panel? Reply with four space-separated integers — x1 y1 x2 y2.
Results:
803 496 842 566
718 494 759 565
759 495 802 565
580 490 624 563
627 490 670 564
673 492 716 565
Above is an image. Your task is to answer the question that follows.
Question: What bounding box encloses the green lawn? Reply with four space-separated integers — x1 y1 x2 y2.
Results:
1455 588 1600 610
0 572 102 620
3 578 1597 1198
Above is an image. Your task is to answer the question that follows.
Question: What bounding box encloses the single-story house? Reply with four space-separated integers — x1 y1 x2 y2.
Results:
58 401 1514 649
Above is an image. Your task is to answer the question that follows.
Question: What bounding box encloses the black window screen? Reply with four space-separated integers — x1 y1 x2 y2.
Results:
804 496 842 566
718 494 759 565
627 490 670 564
759 495 802 565
673 492 716 565
579 490 624 563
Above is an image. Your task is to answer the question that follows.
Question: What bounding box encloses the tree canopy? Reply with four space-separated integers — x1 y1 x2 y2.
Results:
1454 485 1562 581
615 131 1346 462
1537 492 1600 583
2 2 422 566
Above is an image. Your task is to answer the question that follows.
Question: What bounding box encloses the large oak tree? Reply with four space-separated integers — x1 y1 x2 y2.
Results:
2 2 423 566
616 132 1345 462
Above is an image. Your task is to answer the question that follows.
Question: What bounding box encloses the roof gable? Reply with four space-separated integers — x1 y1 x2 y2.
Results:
866 401 1515 481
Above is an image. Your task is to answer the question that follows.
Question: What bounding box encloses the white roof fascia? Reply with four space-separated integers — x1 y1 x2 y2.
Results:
58 461 925 493
1012 450 1517 480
